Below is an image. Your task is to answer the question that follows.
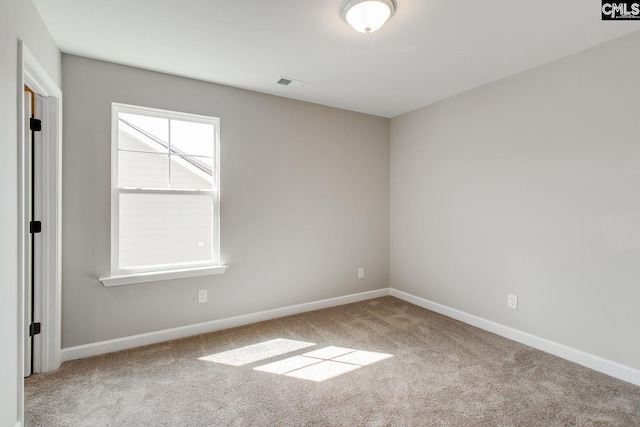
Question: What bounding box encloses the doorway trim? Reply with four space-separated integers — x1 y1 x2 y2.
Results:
17 40 62 421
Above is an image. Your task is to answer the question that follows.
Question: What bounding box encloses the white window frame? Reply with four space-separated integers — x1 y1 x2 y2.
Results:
100 103 226 287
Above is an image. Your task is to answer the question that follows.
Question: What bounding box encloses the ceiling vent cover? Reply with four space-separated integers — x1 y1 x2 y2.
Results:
275 76 307 88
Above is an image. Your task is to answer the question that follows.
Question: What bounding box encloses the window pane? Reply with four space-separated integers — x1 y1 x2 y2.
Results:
118 125 168 154
119 193 214 269
170 119 214 158
118 151 168 188
170 155 213 190
119 112 168 146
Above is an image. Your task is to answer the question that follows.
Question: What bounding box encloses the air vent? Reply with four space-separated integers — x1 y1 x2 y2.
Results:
275 76 308 88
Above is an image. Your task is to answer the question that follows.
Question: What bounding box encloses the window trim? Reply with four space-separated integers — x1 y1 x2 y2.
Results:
101 103 224 286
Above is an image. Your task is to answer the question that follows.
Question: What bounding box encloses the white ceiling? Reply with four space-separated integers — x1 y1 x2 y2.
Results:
32 0 639 118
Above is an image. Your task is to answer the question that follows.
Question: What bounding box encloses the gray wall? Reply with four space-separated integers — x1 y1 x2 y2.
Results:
62 55 390 348
0 0 60 424
391 31 640 370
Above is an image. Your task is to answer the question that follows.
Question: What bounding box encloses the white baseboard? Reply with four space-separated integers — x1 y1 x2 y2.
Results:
61 286 640 387
389 288 640 387
15 422 22 427
61 288 390 362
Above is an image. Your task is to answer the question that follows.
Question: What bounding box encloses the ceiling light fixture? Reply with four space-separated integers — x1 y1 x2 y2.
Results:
340 0 397 34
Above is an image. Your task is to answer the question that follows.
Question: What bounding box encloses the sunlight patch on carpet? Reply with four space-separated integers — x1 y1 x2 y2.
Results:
302 346 354 359
200 340 393 382
199 338 316 366
284 360 361 381
333 349 394 366
253 355 321 375
256 345 393 382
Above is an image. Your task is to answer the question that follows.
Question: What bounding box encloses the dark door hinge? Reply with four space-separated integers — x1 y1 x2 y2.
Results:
30 221 42 234
29 322 41 337
30 118 42 132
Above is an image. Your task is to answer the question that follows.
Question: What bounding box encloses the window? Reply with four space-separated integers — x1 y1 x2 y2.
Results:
101 103 225 286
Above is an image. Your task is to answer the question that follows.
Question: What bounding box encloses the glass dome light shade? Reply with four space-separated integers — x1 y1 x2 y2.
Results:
340 0 397 34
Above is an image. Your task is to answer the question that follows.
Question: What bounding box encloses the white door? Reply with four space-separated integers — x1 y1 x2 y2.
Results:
23 87 44 377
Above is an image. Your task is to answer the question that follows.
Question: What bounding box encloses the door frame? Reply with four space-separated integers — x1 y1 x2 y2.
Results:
17 40 62 420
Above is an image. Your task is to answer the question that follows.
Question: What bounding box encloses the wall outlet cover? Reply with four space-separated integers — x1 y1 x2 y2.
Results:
198 289 208 304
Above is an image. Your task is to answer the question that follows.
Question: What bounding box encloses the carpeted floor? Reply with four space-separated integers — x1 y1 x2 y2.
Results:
25 297 640 426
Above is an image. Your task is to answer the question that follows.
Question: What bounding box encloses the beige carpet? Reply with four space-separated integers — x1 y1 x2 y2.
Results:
25 297 640 426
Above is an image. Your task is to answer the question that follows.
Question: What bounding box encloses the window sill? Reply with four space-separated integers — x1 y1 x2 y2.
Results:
99 265 228 287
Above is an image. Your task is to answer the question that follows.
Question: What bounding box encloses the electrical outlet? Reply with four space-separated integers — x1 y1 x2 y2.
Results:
507 294 518 310
198 289 208 304
358 268 365 279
